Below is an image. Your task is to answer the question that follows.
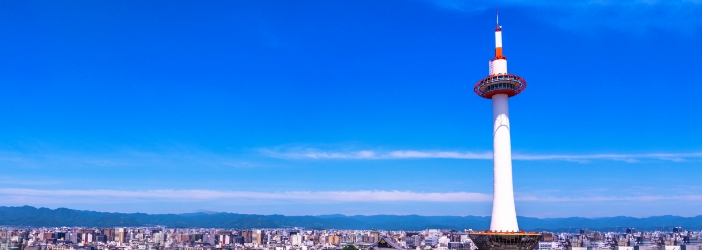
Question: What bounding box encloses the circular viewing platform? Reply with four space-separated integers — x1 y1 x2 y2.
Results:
474 73 527 99
467 231 542 250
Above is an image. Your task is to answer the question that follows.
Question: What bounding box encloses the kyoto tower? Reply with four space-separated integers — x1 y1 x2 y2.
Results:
468 10 541 250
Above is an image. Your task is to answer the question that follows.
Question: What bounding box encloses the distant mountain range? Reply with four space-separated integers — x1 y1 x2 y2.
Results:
1 206 701 231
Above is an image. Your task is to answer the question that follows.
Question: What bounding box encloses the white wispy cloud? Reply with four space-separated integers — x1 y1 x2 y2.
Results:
517 195 702 202
0 150 261 170
262 148 702 163
0 188 491 203
2 188 700 205
260 148 494 160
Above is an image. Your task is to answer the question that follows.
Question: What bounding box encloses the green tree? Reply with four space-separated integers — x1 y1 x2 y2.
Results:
343 245 359 250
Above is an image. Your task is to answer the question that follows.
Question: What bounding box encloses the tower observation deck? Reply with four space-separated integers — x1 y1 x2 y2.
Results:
467 9 541 250
473 20 527 99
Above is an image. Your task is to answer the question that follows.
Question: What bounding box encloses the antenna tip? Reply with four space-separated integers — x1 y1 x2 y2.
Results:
495 7 500 29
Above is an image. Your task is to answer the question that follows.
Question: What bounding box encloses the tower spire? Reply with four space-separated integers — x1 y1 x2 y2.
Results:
493 9 505 61
496 7 499 29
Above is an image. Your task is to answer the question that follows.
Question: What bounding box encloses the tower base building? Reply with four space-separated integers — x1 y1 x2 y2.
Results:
469 232 542 250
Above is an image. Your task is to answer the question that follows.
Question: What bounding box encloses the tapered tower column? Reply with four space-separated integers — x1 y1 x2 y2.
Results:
490 93 518 231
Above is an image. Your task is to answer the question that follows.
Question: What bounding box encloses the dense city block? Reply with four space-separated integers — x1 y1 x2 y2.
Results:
1 227 700 250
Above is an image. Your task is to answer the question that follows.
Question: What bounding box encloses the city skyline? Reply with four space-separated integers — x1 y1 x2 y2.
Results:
1 0 702 217
5 225 697 250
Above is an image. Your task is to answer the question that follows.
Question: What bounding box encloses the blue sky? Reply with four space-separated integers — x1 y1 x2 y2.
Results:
1 0 701 218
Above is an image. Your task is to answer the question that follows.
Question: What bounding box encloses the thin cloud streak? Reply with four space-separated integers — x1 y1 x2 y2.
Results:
517 195 702 202
0 150 260 170
262 148 702 163
0 188 492 203
1 188 700 205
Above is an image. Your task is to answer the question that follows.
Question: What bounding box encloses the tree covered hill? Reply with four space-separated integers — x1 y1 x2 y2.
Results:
1 206 701 231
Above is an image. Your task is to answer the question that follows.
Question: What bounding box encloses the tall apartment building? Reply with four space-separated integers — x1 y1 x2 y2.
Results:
252 230 263 245
115 228 127 243
233 236 244 245
241 231 252 243
152 232 165 244
371 230 380 244
103 229 115 242
291 234 303 246
425 236 438 247
328 235 339 245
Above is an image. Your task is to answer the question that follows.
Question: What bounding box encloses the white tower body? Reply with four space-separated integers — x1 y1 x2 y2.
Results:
490 93 519 231
488 23 519 232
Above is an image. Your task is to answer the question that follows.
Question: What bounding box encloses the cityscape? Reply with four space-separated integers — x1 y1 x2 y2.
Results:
1 226 701 250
